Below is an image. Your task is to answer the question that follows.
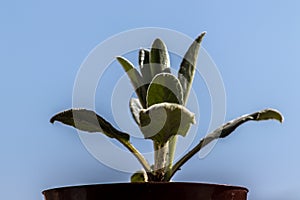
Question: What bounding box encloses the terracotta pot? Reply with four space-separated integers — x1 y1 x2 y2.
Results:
42 182 248 200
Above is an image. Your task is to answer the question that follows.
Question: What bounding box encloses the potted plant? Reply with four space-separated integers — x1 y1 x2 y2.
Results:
43 32 283 200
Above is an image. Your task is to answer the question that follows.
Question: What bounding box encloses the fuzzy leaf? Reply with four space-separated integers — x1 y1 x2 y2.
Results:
116 56 147 108
138 48 152 84
130 170 147 182
207 108 284 139
146 73 183 108
150 38 171 80
169 108 284 181
254 108 284 122
139 103 195 145
50 109 130 141
129 98 143 125
178 32 206 104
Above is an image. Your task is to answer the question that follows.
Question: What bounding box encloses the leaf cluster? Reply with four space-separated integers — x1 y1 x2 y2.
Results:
51 32 283 182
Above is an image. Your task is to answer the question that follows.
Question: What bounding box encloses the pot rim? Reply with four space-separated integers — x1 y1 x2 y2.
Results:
42 181 249 194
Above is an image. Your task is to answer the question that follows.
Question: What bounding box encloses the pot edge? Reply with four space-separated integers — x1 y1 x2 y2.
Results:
42 181 249 194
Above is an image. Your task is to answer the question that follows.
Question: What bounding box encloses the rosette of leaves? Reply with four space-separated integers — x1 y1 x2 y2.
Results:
50 32 284 182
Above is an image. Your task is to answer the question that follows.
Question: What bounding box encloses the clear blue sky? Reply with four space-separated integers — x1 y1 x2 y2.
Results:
1 1 299 200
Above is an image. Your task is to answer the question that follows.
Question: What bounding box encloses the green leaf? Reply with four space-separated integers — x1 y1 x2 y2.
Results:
146 73 183 107
138 48 152 84
178 32 206 104
129 98 143 125
50 108 130 141
169 108 284 181
116 56 147 108
207 108 284 139
130 170 147 182
150 38 171 79
254 108 284 122
139 103 195 145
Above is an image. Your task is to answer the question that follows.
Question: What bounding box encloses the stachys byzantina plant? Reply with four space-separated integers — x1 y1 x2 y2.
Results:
50 32 283 182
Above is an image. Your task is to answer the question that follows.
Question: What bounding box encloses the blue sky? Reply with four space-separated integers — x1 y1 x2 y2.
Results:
1 1 299 199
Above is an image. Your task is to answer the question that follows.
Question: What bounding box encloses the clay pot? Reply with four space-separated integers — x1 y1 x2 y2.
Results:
43 182 248 200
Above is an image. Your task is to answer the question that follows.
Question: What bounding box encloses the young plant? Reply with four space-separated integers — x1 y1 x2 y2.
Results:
50 32 283 182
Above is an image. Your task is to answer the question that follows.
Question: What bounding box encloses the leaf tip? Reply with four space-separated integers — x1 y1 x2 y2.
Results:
195 31 206 43
152 38 164 45
50 114 59 124
258 108 284 123
116 56 135 72
50 116 56 124
151 38 167 51
116 56 129 63
115 56 122 62
273 109 284 123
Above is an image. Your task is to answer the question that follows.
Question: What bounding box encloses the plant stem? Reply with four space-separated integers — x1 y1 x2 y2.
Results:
166 136 215 181
164 135 177 180
153 141 169 180
120 139 151 173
